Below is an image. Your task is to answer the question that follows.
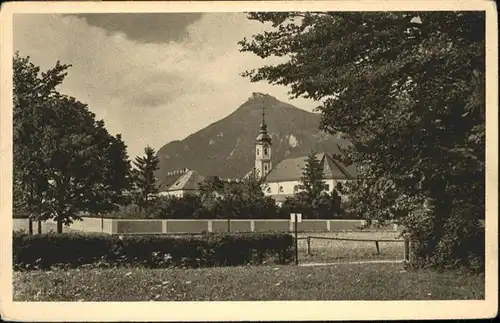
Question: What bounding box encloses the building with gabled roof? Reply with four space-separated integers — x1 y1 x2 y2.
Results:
262 153 356 205
264 152 355 183
159 169 205 198
158 169 244 198
157 168 190 192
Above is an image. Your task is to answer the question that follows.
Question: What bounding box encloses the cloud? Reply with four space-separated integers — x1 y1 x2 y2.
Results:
71 13 204 44
13 13 318 160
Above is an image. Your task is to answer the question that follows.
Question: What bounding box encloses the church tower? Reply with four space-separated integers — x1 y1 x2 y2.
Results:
255 106 272 179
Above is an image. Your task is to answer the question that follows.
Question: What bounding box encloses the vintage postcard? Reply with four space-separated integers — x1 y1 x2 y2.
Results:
0 0 497 321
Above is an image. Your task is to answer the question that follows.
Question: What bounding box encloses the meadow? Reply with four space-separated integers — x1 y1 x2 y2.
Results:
13 262 484 301
296 231 404 263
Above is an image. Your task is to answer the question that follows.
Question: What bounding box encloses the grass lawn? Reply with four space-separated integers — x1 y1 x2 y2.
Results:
14 262 484 301
297 231 404 263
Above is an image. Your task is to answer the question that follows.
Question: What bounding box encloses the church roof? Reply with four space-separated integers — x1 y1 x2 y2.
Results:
256 106 272 144
323 154 357 179
264 153 356 182
256 131 272 143
157 168 190 190
166 170 205 191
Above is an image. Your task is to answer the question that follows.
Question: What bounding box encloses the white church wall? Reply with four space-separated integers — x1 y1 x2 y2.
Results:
263 180 298 195
264 179 340 196
159 190 197 198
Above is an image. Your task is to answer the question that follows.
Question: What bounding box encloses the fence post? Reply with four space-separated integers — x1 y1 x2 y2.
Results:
307 236 311 256
375 240 380 255
294 213 299 265
403 233 411 262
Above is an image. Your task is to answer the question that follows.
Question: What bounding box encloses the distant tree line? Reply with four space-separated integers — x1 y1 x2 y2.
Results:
97 153 354 220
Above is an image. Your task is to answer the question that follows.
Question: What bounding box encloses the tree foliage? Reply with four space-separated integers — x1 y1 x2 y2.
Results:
132 146 160 218
280 152 343 219
140 172 279 219
281 190 344 219
198 175 225 209
299 151 327 203
13 53 70 228
13 52 133 233
312 190 343 218
154 194 207 219
239 12 485 270
237 170 278 219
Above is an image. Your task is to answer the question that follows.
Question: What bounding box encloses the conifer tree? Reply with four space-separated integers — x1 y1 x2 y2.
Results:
132 146 160 218
299 151 327 204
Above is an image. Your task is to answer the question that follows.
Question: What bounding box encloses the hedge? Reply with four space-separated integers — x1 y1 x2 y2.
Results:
13 231 294 270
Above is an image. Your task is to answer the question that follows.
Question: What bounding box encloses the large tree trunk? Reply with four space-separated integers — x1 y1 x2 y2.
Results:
37 220 42 234
28 218 33 235
57 216 63 234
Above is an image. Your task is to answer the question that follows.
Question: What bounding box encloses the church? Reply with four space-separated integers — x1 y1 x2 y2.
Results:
248 108 356 206
159 108 356 204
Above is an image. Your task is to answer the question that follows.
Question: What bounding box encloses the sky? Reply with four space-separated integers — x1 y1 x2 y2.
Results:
13 13 318 159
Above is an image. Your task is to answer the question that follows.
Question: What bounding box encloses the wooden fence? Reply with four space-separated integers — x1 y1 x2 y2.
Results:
297 234 412 262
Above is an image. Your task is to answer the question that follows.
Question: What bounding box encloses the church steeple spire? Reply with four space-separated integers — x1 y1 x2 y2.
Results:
255 105 272 179
261 106 267 131
256 105 271 144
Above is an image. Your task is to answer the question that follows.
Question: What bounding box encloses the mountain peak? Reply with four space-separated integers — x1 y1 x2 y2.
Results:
156 94 344 179
234 92 280 114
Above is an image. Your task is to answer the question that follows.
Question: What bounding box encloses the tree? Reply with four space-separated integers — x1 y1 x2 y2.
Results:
240 169 277 218
196 171 278 219
299 151 327 204
280 192 310 217
218 184 243 220
132 146 160 218
279 153 334 219
311 190 342 219
13 52 70 232
198 176 225 203
13 53 133 233
197 175 225 216
241 168 267 200
239 12 485 270
154 194 207 219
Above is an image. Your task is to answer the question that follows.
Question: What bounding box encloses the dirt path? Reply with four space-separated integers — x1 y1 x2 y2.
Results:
299 259 405 267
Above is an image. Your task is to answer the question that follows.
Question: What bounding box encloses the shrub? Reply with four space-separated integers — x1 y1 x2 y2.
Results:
13 231 115 270
405 208 485 273
13 231 294 270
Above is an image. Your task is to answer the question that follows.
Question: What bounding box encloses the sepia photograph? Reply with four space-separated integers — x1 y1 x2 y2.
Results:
0 1 497 321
